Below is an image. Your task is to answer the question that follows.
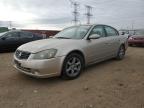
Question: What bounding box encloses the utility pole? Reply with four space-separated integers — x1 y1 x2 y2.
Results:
72 2 79 25
85 5 93 24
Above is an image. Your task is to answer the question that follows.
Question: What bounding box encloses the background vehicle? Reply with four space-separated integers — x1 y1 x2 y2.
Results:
0 30 43 52
14 24 128 79
128 30 144 46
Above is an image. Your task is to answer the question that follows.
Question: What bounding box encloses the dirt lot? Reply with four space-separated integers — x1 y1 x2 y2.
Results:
0 47 144 108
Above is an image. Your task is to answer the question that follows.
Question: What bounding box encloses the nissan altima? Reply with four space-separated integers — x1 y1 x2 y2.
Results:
13 24 128 79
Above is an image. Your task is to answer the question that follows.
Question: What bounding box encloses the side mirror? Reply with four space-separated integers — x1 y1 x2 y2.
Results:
88 34 101 40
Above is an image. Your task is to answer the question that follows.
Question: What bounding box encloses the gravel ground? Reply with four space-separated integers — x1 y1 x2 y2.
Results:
0 47 144 108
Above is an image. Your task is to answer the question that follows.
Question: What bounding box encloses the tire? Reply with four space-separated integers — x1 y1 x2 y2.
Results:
116 45 125 60
61 53 84 80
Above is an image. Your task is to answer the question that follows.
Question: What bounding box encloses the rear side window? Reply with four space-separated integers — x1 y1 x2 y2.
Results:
20 32 33 38
105 26 119 36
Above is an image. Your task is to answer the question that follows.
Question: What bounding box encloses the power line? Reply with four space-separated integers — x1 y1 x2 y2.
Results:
85 5 93 24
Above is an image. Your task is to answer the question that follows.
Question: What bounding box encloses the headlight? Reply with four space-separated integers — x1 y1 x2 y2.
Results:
32 49 57 59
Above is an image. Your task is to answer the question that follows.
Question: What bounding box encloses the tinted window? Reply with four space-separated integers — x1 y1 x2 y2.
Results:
90 26 105 37
105 26 118 36
5 32 19 38
20 32 33 38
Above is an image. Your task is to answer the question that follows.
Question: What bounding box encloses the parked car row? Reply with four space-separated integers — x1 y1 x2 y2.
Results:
0 30 43 52
13 24 128 79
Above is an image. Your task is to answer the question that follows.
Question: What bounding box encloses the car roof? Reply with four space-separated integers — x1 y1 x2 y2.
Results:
5 30 34 34
68 24 115 28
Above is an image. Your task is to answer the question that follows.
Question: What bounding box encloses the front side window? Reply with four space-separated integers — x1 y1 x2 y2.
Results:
105 26 119 36
90 25 105 37
54 25 91 39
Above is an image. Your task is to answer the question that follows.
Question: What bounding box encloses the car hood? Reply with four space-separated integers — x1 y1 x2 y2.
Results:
18 38 82 53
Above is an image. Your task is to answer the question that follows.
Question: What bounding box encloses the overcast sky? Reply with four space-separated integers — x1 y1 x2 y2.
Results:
0 0 144 30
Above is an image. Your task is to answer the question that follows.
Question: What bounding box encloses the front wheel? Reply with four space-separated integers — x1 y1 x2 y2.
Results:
61 53 84 80
116 45 125 60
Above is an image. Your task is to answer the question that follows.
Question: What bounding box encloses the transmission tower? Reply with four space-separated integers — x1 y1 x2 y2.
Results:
85 5 93 24
72 2 80 25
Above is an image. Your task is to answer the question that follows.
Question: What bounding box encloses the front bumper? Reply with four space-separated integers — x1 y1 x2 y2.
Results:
13 55 65 78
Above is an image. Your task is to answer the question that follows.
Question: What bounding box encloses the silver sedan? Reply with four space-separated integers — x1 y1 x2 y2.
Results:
13 24 128 79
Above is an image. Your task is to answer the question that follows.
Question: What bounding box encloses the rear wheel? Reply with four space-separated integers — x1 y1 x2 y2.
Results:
116 45 125 60
61 53 84 80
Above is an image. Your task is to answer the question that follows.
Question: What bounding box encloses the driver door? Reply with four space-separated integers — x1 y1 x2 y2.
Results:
85 25 110 64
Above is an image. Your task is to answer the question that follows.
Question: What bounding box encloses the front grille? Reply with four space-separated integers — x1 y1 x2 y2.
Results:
15 50 31 60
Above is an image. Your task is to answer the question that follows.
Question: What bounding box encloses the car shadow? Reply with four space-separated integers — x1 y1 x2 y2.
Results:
15 58 118 85
83 58 116 74
17 73 66 85
0 49 16 53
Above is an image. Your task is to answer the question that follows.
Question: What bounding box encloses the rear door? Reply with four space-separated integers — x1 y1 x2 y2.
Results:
104 25 120 56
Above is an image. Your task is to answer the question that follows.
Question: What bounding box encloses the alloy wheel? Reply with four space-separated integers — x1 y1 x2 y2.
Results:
65 57 82 77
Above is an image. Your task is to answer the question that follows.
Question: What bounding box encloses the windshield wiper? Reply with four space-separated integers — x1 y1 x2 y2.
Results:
55 37 71 39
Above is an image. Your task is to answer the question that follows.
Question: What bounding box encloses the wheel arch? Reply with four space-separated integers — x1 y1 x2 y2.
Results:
60 50 85 79
65 50 86 67
121 43 126 50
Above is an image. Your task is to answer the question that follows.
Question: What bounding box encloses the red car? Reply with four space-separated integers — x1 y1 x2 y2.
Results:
128 31 144 46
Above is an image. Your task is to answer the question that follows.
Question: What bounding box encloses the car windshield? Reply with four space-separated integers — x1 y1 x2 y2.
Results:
54 25 91 39
135 31 144 36
0 32 7 37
